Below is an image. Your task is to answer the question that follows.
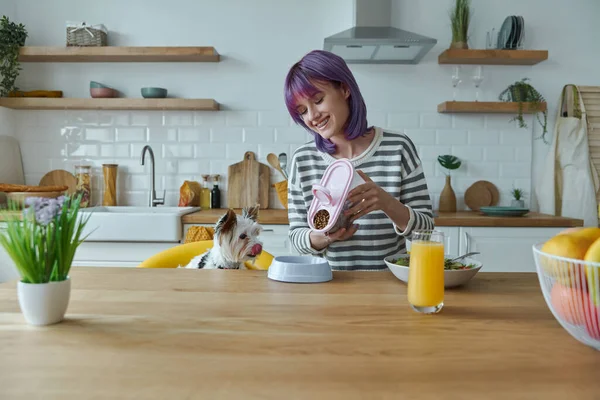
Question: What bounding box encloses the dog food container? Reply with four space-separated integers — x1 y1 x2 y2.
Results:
307 159 365 234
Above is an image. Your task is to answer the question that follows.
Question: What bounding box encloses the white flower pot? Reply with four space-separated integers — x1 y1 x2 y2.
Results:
17 277 71 326
511 199 525 208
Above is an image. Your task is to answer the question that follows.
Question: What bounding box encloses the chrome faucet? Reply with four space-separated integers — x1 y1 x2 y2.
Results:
140 145 165 207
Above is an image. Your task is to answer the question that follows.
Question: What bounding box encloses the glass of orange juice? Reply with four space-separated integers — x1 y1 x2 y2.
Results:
407 230 445 314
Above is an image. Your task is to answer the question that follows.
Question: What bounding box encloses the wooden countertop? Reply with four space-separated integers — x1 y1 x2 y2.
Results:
182 209 584 227
1 208 583 227
0 268 598 399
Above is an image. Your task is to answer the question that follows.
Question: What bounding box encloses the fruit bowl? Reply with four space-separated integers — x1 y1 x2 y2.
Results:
532 243 600 351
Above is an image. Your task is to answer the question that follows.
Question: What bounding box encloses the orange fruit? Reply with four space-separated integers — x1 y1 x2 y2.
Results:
541 234 592 286
572 227 600 243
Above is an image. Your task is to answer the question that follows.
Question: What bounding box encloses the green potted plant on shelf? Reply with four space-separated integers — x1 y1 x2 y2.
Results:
449 0 471 49
0 15 28 97
438 155 462 212
510 187 525 208
498 78 548 143
0 194 90 325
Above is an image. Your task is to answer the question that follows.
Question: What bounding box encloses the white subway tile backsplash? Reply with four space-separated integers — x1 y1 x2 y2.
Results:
486 115 518 130
148 127 178 142
500 130 531 146
436 130 468 145
210 128 243 143
227 143 258 160
453 115 485 129
194 111 226 127
388 112 419 130
259 111 290 127
419 145 451 161
226 111 258 127
85 128 115 142
163 144 194 158
178 127 209 142
275 127 310 144
515 147 532 162
99 111 130 126
406 130 436 146
484 147 515 162
178 159 210 174
100 143 130 158
116 127 147 142
243 128 275 144
15 106 535 209
468 130 500 145
196 143 227 159
420 113 452 129
163 112 194 126
467 162 499 178
451 146 483 162
130 111 162 126
367 110 387 128
500 162 530 178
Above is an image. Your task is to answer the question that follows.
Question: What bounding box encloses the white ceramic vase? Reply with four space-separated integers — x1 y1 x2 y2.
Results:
17 277 71 326
511 199 525 208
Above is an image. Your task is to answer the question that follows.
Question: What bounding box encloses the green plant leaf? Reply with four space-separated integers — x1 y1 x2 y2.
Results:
437 155 462 171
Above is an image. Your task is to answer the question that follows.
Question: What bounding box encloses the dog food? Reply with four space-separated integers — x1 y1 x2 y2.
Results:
313 209 330 230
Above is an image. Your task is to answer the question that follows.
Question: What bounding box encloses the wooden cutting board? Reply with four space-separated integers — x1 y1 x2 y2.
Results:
227 151 270 209
40 169 78 194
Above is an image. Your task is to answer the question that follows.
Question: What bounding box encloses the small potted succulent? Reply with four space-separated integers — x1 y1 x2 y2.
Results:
0 195 90 325
510 187 525 208
437 155 462 212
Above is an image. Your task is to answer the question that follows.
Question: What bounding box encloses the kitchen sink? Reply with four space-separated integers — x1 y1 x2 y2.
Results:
79 206 200 242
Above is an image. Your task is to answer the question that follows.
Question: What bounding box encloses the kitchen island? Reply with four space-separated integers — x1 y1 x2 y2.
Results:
0 267 598 399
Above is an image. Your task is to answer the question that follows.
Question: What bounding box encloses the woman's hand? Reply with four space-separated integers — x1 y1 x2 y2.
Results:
344 170 396 223
309 224 359 250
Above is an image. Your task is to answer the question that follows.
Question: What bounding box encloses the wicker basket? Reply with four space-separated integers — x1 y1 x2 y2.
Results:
66 22 107 46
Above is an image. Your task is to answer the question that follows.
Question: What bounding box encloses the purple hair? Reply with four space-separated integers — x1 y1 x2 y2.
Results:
284 50 368 154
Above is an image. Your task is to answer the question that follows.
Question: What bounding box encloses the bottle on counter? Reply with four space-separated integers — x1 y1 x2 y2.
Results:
102 164 118 206
211 174 221 209
200 174 211 210
74 164 92 208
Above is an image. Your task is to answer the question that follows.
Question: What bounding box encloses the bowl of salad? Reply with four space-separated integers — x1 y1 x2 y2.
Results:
384 254 483 288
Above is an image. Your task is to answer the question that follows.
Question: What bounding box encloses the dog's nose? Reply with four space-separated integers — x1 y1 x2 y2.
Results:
251 244 262 255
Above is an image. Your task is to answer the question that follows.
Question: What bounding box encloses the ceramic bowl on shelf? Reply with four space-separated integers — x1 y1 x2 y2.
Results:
90 81 111 89
90 87 118 98
141 87 168 98
384 254 483 288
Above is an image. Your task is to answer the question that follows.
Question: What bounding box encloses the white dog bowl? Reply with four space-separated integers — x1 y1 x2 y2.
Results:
268 256 332 283
384 254 483 288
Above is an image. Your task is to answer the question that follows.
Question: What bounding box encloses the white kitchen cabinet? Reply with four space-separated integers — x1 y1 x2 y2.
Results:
458 227 565 272
183 224 298 258
0 222 20 283
73 242 178 267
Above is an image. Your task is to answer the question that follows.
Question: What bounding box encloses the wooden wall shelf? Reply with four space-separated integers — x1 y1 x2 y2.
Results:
0 98 220 111
438 49 548 65
19 46 220 62
437 101 547 114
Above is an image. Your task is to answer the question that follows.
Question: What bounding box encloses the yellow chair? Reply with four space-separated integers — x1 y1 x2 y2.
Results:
137 240 274 270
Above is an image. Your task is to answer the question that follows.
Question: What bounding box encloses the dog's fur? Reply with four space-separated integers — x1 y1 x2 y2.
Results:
183 206 263 269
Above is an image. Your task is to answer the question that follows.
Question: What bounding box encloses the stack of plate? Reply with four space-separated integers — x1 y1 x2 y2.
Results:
497 16 525 49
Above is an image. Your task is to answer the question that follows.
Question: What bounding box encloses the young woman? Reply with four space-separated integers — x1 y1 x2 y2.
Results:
284 50 434 270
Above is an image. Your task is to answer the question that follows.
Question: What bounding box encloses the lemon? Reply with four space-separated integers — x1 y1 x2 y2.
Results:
583 237 600 306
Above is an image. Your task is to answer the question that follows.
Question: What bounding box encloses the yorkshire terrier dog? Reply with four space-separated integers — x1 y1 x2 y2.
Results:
183 206 263 269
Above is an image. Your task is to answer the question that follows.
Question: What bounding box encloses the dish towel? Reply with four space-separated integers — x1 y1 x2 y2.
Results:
536 85 599 227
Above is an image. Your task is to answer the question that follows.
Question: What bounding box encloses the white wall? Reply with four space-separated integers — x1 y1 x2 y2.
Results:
5 0 600 210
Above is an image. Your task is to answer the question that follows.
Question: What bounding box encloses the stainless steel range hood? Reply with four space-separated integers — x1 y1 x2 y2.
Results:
323 0 437 64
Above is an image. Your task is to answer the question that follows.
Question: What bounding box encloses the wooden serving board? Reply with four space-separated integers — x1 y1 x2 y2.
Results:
227 151 269 209
39 169 77 194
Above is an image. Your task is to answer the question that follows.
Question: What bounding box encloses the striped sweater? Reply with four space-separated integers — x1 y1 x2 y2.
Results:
287 127 434 271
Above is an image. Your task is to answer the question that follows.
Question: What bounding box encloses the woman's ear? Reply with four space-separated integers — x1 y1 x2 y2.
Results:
341 83 351 100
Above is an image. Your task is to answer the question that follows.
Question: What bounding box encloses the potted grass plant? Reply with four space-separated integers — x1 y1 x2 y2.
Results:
510 187 525 208
438 155 462 212
449 0 471 49
0 194 90 325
